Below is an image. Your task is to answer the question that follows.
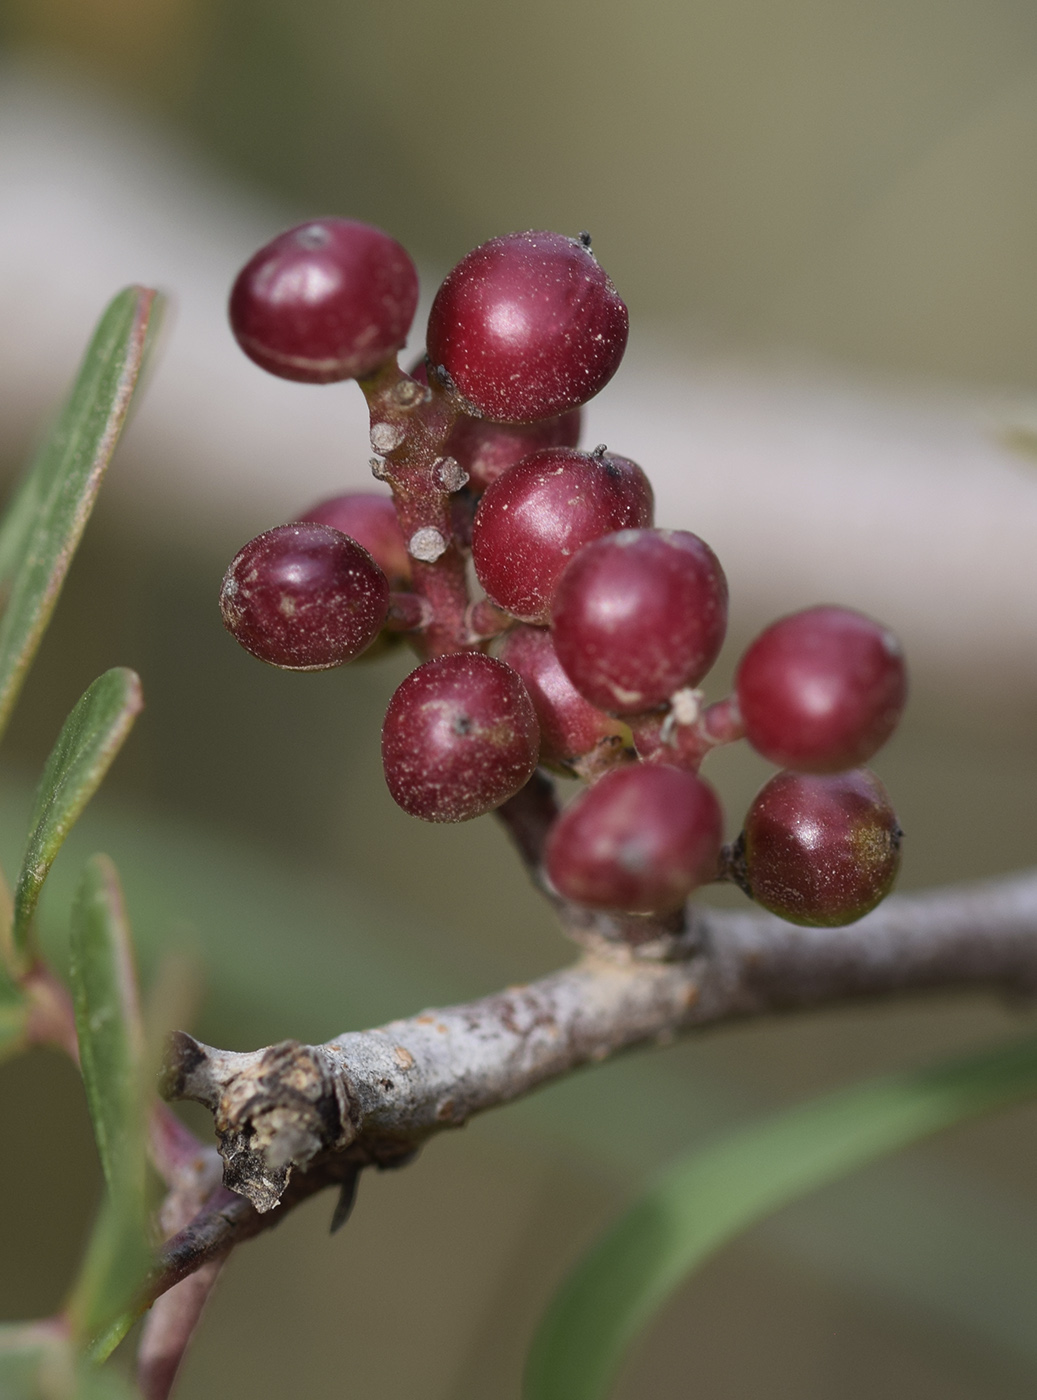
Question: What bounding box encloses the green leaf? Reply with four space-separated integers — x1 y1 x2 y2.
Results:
65 856 152 1352
0 1323 136 1399
0 988 29 1065
0 1322 66 1399
69 854 145 1193
12 669 143 967
525 1034 1037 1400
67 1186 153 1357
0 287 158 749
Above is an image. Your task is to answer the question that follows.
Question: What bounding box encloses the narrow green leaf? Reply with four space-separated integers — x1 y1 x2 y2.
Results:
67 1188 152 1355
0 892 28 1059
0 1321 69 1399
0 1323 136 1399
73 1366 138 1400
69 854 145 1193
525 1034 1037 1400
0 287 158 748
65 856 152 1352
0 990 29 1065
12 669 143 966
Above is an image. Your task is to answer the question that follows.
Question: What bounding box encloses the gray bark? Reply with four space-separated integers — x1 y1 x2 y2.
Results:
161 869 1037 1225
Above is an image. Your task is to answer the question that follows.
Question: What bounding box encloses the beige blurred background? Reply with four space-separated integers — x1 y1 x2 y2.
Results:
3 2 1037 1397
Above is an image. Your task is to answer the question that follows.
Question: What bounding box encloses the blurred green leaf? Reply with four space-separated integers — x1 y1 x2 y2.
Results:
12 669 143 967
0 894 27 1059
65 856 152 1353
67 1181 152 1362
0 1322 65 1399
0 287 158 749
0 986 29 1065
525 1034 1037 1400
69 854 145 1195
0 1323 136 1399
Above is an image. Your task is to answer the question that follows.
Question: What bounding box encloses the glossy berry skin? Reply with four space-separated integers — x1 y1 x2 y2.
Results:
735 606 906 773
552 529 728 714
296 492 411 587
499 625 626 773
473 449 654 624
229 219 419 383
446 408 582 491
426 231 629 423
220 523 389 670
382 653 539 822
545 763 723 914
740 768 901 926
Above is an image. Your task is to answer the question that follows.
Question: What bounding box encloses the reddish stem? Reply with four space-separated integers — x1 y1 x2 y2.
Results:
385 592 432 633
630 694 746 771
466 597 513 643
360 360 474 657
24 960 79 1061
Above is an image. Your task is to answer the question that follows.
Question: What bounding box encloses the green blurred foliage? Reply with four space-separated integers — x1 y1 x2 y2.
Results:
3 4 1037 1394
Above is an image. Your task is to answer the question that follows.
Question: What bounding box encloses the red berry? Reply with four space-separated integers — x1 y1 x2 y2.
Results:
382 653 539 822
736 606 907 773
472 448 654 624
426 231 628 423
545 764 723 914
552 529 728 714
229 219 419 383
739 768 901 926
446 409 582 492
296 492 411 587
220 523 389 669
499 625 626 774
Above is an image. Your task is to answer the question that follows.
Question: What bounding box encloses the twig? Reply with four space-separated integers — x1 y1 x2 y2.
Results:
136 1104 225 1398
150 865 1037 1306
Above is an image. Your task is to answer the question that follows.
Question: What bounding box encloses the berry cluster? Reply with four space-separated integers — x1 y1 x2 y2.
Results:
220 218 906 929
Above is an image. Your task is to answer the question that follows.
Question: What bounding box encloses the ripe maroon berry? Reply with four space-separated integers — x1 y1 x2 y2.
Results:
735 606 907 773
220 523 389 669
296 492 411 587
446 409 582 492
738 768 902 926
552 529 728 714
426 231 629 423
382 653 539 822
545 764 723 914
499 625 626 774
229 219 419 383
472 449 654 624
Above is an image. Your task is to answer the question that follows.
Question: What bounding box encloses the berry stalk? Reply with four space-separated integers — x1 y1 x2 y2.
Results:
358 359 473 657
630 694 746 772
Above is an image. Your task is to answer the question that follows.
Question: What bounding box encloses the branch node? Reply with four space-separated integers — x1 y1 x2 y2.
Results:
161 1035 357 1213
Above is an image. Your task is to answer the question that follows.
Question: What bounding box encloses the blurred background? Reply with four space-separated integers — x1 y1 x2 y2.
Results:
3 1 1037 1396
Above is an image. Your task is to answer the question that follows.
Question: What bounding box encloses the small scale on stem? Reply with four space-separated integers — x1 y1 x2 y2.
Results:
357 358 473 657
